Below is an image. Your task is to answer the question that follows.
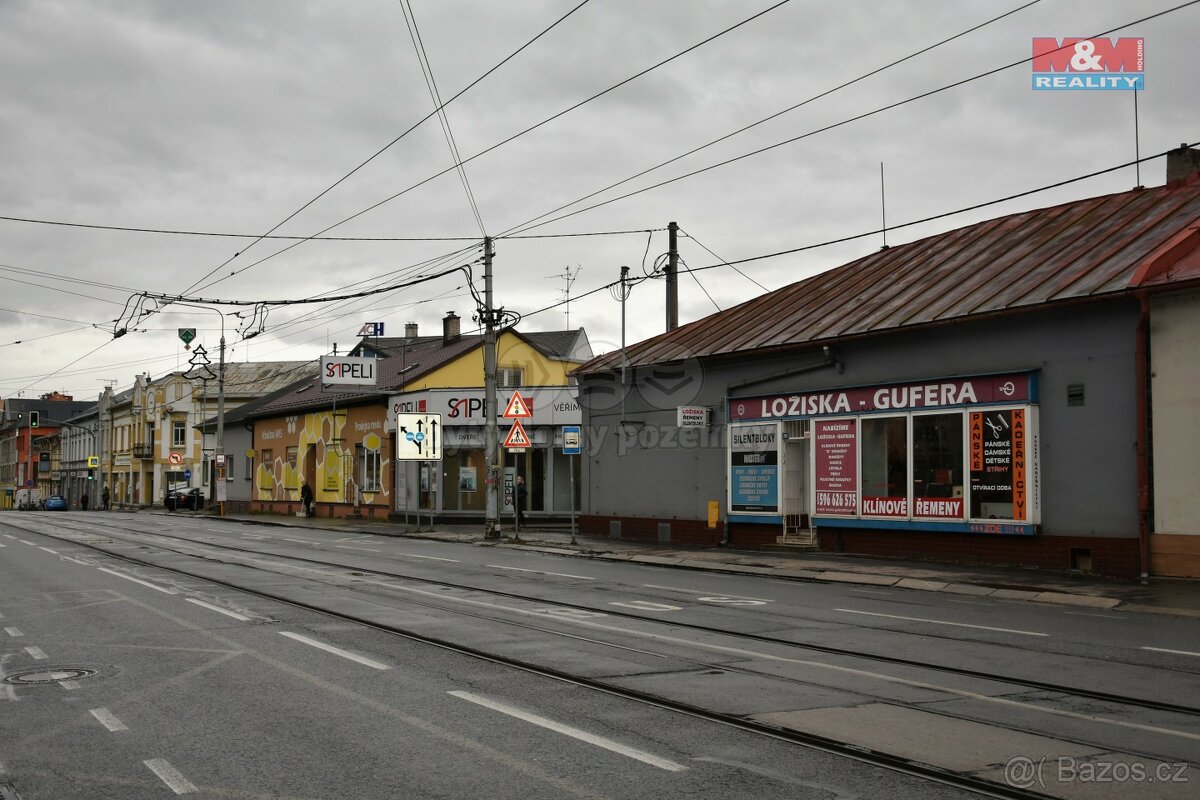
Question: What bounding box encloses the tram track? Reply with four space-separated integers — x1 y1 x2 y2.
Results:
6 516 1197 798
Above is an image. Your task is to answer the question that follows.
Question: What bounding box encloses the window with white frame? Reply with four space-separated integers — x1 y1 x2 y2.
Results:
359 446 381 492
172 421 186 447
497 367 523 388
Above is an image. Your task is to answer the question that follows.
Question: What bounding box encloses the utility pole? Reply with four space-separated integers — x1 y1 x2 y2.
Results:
483 236 500 539
666 221 679 332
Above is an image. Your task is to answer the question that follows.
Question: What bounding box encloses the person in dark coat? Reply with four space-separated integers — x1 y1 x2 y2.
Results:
81 494 89 511
102 487 110 510
514 475 527 528
300 482 314 517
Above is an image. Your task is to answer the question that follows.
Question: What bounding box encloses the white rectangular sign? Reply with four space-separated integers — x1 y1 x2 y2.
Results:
321 355 378 386
678 406 710 427
395 414 442 461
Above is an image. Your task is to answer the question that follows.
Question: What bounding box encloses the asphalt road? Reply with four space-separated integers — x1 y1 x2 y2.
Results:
2 511 1196 799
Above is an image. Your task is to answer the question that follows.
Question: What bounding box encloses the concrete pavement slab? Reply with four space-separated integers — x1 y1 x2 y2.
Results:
816 571 900 586
1031 592 1122 609
896 578 950 592
990 589 1043 601
941 584 999 596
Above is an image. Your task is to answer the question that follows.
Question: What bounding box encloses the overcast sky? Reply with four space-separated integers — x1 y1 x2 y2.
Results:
1 0 1194 401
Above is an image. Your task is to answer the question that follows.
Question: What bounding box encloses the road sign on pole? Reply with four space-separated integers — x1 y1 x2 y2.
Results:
503 419 531 449
502 390 532 419
562 425 582 455
396 413 442 460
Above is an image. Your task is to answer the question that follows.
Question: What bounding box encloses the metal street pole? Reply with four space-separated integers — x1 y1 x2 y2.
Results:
174 302 226 516
483 237 501 539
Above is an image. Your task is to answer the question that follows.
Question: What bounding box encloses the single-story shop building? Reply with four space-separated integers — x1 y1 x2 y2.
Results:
573 146 1200 578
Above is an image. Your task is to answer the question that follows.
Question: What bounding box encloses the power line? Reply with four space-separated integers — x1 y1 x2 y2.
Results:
504 0 1198 235
678 228 769 291
518 144 1198 322
183 0 595 296
501 0 1042 238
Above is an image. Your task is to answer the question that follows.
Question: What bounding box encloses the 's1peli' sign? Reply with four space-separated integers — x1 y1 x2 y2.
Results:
1032 37 1144 90
320 355 378 385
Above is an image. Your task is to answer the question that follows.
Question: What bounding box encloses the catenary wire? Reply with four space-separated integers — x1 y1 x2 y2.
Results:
189 1 790 295
179 0 593 297
400 0 488 238
502 0 1198 236
679 228 769 292
499 0 1043 239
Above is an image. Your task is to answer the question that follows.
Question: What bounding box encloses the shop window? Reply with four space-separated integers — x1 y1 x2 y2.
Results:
260 449 274 489
172 421 186 447
969 409 1027 520
861 417 908 516
286 446 299 489
912 412 965 518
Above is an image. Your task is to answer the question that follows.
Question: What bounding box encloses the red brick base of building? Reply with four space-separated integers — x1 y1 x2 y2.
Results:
232 500 391 520
581 515 1142 578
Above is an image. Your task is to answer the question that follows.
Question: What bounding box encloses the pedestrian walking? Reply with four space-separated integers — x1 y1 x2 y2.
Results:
102 487 110 511
80 494 89 511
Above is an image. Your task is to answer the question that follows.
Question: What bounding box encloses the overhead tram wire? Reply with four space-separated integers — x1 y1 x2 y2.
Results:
400 0 487 238
497 0 1043 240
191 1 791 297
515 144 1199 323
500 0 1199 238
181 1 593 298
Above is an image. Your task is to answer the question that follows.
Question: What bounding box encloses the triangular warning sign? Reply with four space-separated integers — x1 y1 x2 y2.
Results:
503 419 531 449
502 390 533 419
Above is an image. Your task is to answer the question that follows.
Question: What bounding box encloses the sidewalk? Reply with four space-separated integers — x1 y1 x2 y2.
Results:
155 509 1199 618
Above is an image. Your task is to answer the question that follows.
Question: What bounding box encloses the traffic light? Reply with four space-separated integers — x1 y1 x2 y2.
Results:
87 468 95 481
29 411 39 428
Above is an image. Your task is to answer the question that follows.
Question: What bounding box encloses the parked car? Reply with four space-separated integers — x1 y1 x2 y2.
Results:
165 487 204 511
43 495 68 511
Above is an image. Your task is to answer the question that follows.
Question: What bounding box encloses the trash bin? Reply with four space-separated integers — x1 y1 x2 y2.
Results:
165 495 177 512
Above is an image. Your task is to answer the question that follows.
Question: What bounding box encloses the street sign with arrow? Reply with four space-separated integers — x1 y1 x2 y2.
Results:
395 413 442 461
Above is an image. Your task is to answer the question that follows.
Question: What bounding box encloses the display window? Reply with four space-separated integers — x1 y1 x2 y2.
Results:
861 416 907 517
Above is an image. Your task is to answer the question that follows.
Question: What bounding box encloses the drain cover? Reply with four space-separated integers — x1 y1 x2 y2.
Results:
2 667 97 685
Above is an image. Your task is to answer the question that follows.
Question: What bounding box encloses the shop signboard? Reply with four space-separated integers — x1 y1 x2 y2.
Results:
969 408 1028 520
730 373 1033 421
729 423 779 514
320 355 377 386
813 419 858 516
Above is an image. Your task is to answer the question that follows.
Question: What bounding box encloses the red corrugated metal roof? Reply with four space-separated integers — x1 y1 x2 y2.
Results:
577 177 1200 374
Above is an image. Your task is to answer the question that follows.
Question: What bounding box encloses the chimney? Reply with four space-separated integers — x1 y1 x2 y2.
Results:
405 322 419 339
442 312 460 344
1166 143 1200 186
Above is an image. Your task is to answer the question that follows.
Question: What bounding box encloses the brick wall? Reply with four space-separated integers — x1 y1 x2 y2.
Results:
816 528 1140 577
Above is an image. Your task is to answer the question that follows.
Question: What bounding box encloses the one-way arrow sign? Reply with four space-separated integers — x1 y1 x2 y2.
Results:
396 413 442 461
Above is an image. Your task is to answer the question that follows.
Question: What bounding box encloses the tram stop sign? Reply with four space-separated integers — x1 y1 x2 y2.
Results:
178 328 197 345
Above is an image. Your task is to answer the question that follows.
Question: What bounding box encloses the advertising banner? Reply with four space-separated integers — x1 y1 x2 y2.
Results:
814 419 858 516
730 423 778 514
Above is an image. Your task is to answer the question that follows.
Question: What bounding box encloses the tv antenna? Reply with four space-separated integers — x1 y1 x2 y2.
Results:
545 265 582 328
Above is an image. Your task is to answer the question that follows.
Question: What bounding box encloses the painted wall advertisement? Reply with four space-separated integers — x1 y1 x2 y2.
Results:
814 418 858 516
730 423 779 514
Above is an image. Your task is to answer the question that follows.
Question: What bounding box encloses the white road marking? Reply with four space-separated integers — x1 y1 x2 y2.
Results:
397 552 459 562
282 537 313 544
59 680 80 690
833 608 1048 637
335 545 382 552
279 631 390 670
944 599 992 606
0 542 6 547
1064 611 1125 620
143 759 198 794
449 691 686 772
3 533 16 539
97 568 176 594
644 584 769 602
294 572 1200 743
186 598 252 621
19 539 36 545
487 564 595 580
39 547 59 555
24 646 47 659
1142 646 1200 658
611 601 682 611
90 707 129 732
5 627 23 637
